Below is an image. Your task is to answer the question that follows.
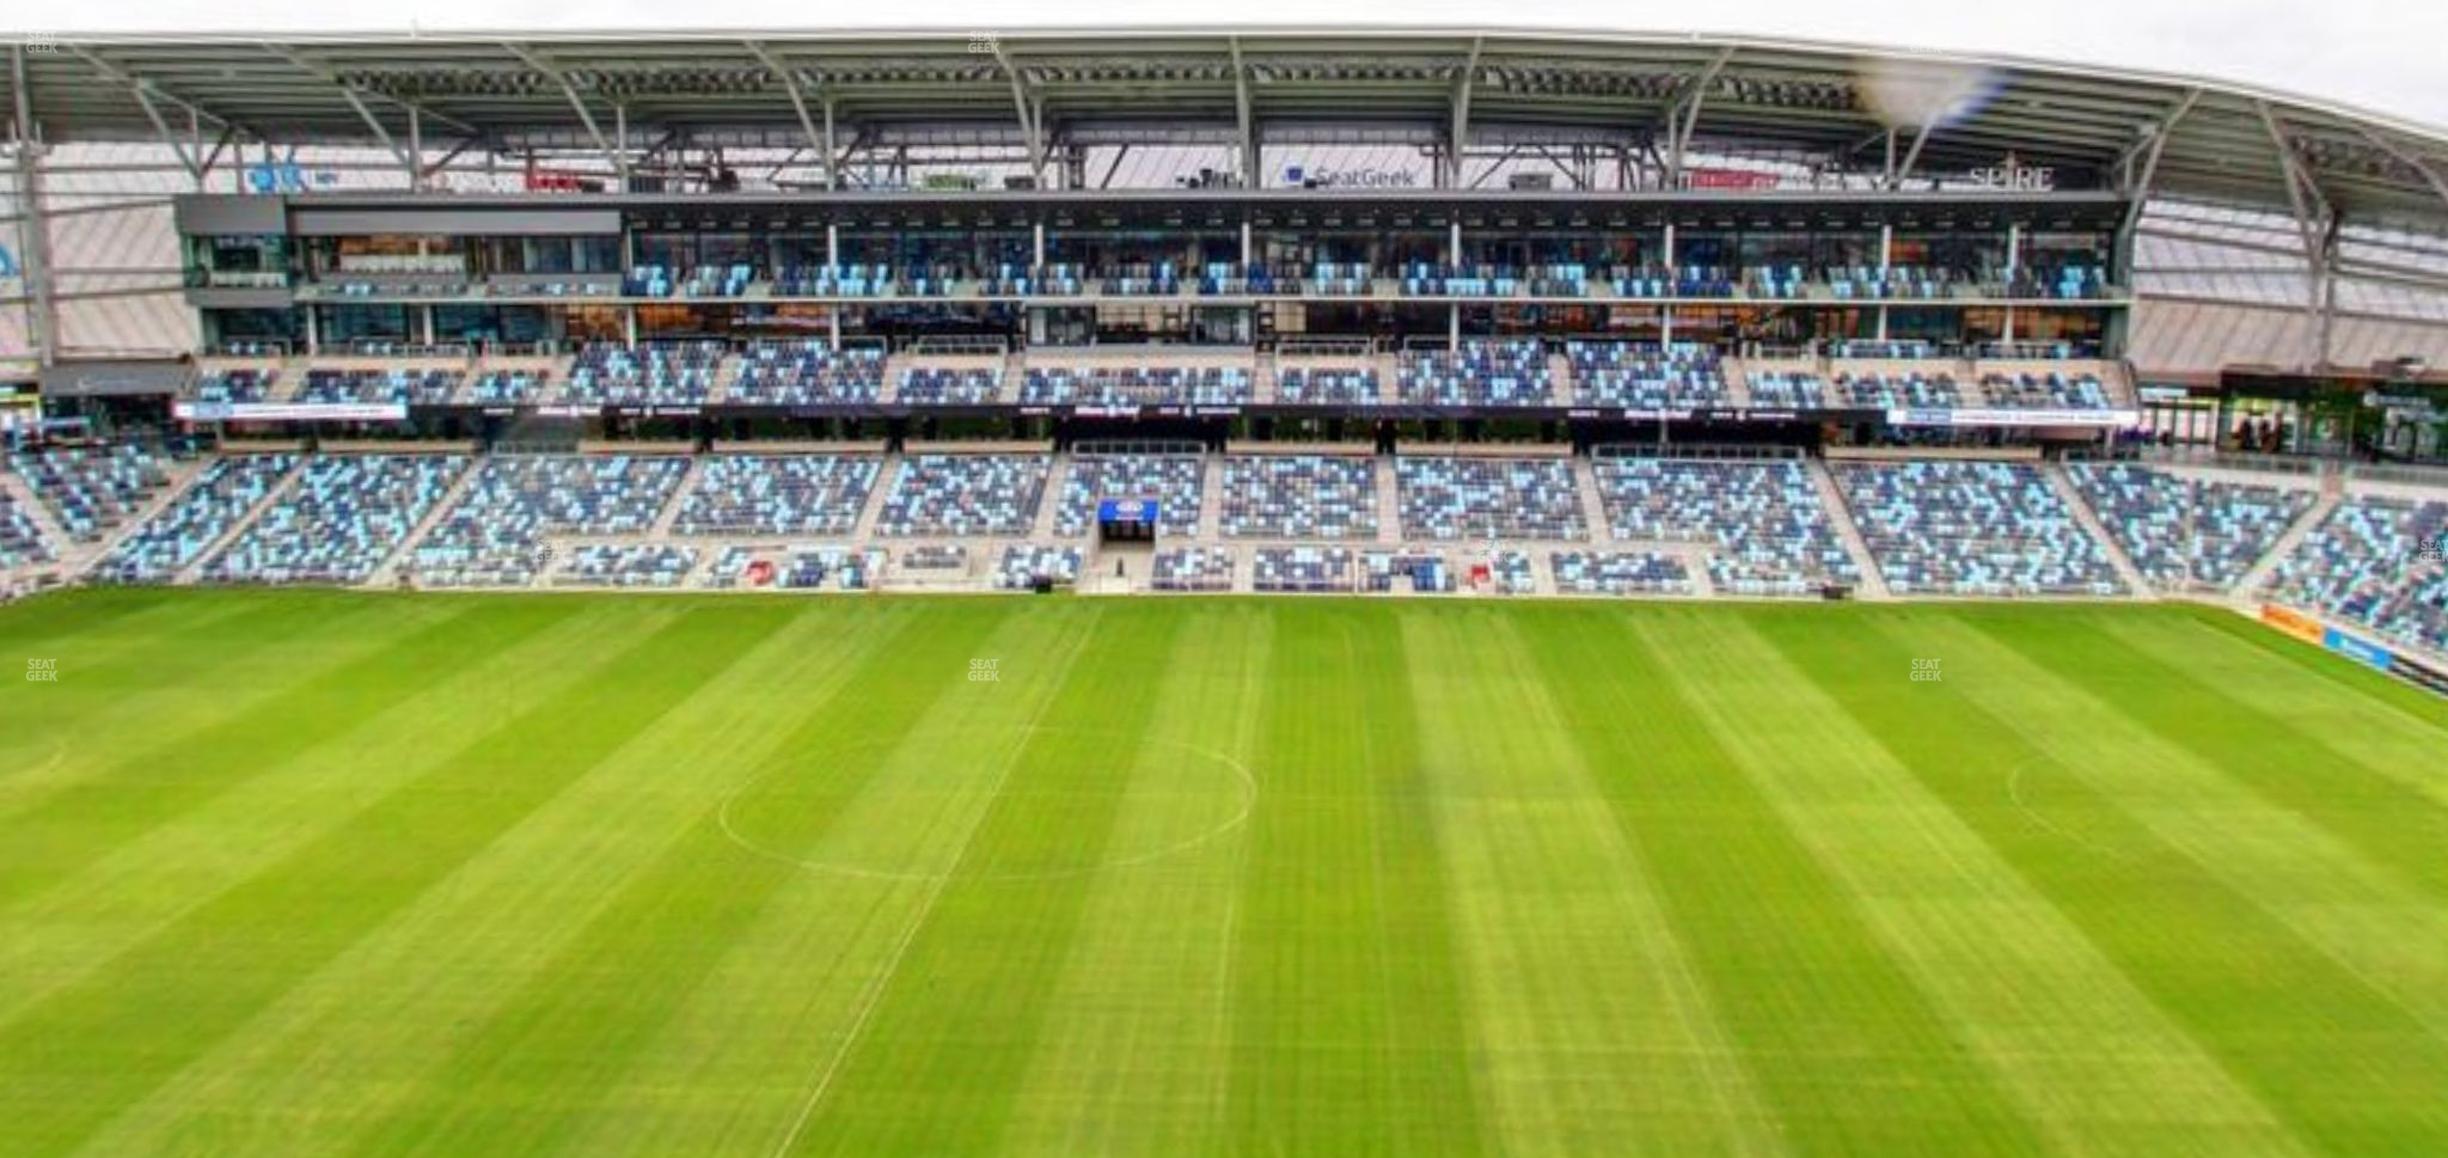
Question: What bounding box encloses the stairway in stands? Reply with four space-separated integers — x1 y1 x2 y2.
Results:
1806 459 1892 599
177 455 307 584
0 468 77 573
647 455 704 537
1374 455 1402 543
2044 463 2155 599
2234 483 2344 603
374 455 490 585
1197 454 1226 541
1570 456 1613 543
1029 452 1069 539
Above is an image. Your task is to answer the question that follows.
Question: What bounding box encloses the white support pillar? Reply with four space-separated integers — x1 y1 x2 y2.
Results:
420 306 435 346
1661 222 1676 269
828 311 842 351
2002 306 2016 346
1033 222 1046 269
826 223 839 268
2004 221 2023 281
1240 220 1252 267
1448 221 1462 266
1447 303 1460 353
1876 305 1890 342
1660 306 1674 347
623 306 638 346
406 106 423 190
1879 223 1894 273
304 306 321 355
10 44 58 369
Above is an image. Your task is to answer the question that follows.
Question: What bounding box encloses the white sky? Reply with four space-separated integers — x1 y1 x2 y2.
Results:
11 0 2448 129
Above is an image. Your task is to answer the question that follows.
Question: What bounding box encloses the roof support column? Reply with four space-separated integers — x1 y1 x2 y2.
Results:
2257 99 2336 369
823 97 839 190
2112 88 2202 283
9 43 58 369
992 44 1046 187
503 43 621 191
1660 46 1733 188
1447 39 1481 191
1229 37 1258 188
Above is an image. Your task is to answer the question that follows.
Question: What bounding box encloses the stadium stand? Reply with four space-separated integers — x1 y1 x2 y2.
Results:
725 341 888 405
1832 368 1966 409
895 359 1005 405
552 543 700 587
1364 550 1456 593
1744 367 1831 409
1566 342 1730 408
1979 369 2116 410
203 454 468 584
410 455 690 587
1151 546 1234 592
1397 340 1555 407
1396 456 1587 541
1488 550 1538 594
559 341 726 406
295 366 464 406
463 366 554 406
1252 545 1356 592
1551 550 1696 595
1274 364 1381 406
1219 455 1379 540
1056 454 1205 537
994 544 1084 589
9 444 172 542
2066 462 2317 590
1018 359 1254 406
671 455 882 537
0 491 55 569
1833 460 2125 596
2265 494 2448 655
1592 457 1862 594
874 454 1051 537
191 368 277 404
92 455 296 583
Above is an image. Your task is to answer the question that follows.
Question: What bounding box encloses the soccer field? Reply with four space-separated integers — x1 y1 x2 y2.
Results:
4 589 2446 1156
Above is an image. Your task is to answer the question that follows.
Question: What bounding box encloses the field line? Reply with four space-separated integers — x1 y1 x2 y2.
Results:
765 618 1099 1158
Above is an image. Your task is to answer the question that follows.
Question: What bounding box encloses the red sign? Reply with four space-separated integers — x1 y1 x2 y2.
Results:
1685 168 1782 191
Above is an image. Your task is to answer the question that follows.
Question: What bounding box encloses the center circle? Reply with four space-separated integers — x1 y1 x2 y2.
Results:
717 725 1257 882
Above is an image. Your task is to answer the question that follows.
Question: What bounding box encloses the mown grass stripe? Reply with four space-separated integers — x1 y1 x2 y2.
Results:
0 601 656 1031
1762 610 2448 1155
546 601 1104 1157
1972 610 2448 904
1001 603 1272 1156
0 595 395 817
786 603 1192 1154
0 605 778 1157
332 600 1013 1158
1403 607 1781 1156
69 601 914 1156
2094 608 2448 809
1226 601 1484 1157
1516 605 2053 1154
0 596 511 910
1655 607 2311 1155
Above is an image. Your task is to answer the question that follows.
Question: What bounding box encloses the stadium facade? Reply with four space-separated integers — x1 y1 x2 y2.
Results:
2 28 2446 687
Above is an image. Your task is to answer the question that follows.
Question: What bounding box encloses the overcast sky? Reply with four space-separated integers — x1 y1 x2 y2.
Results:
13 0 2448 129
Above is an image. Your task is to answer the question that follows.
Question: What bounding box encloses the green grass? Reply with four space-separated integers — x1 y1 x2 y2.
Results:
4 588 2448 1156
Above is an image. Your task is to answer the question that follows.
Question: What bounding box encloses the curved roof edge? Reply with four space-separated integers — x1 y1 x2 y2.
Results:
9 24 2447 231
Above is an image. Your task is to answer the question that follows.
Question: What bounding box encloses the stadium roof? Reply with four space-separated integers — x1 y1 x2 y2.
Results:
8 27 2448 231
